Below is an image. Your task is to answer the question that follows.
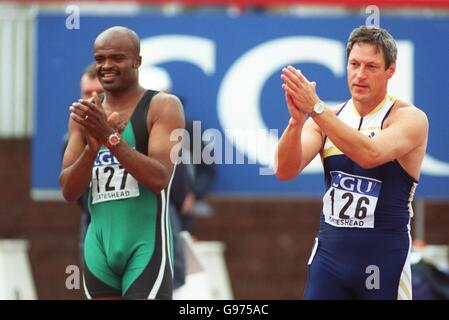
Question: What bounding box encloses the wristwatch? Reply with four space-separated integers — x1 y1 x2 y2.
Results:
310 101 325 117
104 131 121 148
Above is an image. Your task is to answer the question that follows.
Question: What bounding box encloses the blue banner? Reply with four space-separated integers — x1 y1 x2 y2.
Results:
33 13 449 199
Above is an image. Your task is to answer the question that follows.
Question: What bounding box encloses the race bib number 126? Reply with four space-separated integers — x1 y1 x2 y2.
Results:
322 171 382 228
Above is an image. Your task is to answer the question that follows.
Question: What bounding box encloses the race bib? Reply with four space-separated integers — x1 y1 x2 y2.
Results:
322 171 382 228
91 150 139 204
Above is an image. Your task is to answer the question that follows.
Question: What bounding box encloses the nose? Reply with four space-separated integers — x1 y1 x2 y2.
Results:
356 65 368 80
102 58 114 70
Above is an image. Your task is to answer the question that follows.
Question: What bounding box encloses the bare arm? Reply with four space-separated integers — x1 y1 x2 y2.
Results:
281 65 428 170
310 104 428 169
60 96 136 201
275 92 324 181
59 119 99 201
108 93 185 194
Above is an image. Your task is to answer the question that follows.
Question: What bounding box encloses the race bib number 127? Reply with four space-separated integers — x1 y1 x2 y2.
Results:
322 171 382 228
91 150 140 204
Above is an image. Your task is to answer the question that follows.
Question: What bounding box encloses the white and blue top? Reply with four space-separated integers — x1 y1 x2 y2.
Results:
319 95 417 233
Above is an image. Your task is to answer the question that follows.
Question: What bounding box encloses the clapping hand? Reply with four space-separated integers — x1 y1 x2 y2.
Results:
281 66 320 116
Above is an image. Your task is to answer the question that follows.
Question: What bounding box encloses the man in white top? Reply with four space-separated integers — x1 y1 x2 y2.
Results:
276 25 428 300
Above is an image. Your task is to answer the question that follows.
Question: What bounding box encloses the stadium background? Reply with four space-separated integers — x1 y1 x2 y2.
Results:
0 0 448 299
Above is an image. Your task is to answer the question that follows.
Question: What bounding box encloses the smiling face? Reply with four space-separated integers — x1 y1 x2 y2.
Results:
347 42 395 107
93 30 141 93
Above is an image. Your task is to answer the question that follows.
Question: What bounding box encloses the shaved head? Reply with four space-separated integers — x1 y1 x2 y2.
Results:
94 26 140 55
93 26 142 92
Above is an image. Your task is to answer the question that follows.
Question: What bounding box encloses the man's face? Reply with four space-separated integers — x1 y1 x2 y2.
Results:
93 36 141 92
347 42 395 104
80 74 103 99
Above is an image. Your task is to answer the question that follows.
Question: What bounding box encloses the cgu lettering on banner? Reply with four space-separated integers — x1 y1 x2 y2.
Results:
139 35 449 177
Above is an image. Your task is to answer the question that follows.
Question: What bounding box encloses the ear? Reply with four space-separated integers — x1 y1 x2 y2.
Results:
134 56 142 69
386 61 396 80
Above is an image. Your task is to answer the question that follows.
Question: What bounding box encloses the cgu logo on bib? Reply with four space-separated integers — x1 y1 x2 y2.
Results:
94 150 120 167
323 171 382 228
330 171 381 197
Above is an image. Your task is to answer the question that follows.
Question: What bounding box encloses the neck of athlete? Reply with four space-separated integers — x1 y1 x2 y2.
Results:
352 88 388 117
105 84 146 109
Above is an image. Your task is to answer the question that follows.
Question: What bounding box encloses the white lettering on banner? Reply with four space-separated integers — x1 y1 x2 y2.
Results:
139 35 215 90
218 37 345 174
138 35 449 176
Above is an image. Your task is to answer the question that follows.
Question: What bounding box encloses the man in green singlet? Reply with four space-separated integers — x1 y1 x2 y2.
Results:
60 26 185 300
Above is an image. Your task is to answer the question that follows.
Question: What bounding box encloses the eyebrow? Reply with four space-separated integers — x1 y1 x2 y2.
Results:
349 57 381 65
94 53 126 59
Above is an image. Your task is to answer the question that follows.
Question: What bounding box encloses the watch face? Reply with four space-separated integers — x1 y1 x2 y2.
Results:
109 133 120 146
315 102 324 114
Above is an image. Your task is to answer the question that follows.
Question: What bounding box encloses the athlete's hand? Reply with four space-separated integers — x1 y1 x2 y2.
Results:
107 111 126 133
85 131 102 154
281 66 320 115
76 113 124 155
70 92 115 143
284 91 307 126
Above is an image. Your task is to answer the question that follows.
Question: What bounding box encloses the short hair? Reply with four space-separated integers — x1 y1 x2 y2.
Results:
346 26 397 69
83 63 97 79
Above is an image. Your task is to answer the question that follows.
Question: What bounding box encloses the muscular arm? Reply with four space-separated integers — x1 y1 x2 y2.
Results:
60 119 98 201
108 93 185 194
275 93 324 181
311 104 428 169
281 65 428 172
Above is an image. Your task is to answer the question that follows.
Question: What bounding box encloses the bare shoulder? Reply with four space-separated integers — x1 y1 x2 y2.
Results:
151 91 183 113
387 99 428 128
149 91 185 127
